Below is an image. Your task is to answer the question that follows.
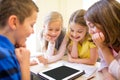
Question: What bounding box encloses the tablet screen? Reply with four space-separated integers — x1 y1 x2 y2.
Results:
39 65 85 80
43 65 79 80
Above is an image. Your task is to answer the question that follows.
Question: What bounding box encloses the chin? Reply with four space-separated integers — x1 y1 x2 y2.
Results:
19 41 26 47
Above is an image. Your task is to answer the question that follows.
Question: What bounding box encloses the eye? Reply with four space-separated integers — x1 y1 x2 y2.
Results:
78 31 83 33
30 24 34 28
70 28 74 32
56 29 60 31
88 23 95 28
48 28 53 31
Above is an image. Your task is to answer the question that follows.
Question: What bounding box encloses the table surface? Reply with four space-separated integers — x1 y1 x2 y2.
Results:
30 56 105 80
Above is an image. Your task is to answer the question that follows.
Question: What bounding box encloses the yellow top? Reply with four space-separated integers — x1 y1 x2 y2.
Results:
69 35 96 58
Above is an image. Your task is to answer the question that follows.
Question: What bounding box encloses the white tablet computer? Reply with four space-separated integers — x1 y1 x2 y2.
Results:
38 65 85 80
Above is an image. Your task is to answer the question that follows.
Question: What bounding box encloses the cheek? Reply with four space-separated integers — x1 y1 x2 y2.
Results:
45 30 51 35
21 26 33 38
80 31 87 37
56 31 61 36
70 32 73 35
24 27 33 36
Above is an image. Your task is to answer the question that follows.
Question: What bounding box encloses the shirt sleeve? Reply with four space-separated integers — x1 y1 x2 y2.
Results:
44 42 55 59
108 59 120 79
98 49 108 71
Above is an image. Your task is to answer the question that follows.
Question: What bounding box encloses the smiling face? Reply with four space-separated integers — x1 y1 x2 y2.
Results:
14 11 37 47
69 22 87 42
44 21 62 41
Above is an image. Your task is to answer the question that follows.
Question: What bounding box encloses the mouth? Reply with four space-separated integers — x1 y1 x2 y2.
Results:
71 35 80 39
48 34 57 38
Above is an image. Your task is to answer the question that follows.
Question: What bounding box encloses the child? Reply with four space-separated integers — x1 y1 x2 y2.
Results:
0 0 38 80
66 9 98 65
37 11 65 64
84 0 120 80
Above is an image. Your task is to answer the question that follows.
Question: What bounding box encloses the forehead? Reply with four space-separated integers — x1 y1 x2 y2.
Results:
70 22 86 30
46 21 62 29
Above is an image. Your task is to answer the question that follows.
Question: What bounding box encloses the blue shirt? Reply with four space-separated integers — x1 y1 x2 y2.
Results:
0 35 21 80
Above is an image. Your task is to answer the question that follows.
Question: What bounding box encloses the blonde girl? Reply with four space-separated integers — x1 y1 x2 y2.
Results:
66 9 98 65
37 11 65 64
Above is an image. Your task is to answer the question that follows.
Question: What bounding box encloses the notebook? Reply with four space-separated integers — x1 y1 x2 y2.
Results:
38 65 85 80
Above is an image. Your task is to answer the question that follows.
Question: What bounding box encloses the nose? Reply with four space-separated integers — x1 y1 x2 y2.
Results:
51 31 56 35
73 32 77 37
88 28 94 34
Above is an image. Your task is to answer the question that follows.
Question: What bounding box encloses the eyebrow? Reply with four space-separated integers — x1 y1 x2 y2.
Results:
70 28 85 31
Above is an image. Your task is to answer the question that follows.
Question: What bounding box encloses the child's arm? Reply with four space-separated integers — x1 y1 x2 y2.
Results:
92 32 120 79
70 41 79 58
15 48 30 80
46 34 68 63
92 32 114 65
44 42 55 58
68 47 98 65
37 42 55 64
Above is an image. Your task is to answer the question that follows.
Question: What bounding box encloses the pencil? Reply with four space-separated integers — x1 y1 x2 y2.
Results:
87 76 95 80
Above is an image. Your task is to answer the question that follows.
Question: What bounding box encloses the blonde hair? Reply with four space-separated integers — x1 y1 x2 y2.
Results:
41 11 63 51
43 11 63 27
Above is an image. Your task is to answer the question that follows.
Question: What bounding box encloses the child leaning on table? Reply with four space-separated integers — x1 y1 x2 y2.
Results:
84 0 120 80
65 9 98 65
37 11 65 64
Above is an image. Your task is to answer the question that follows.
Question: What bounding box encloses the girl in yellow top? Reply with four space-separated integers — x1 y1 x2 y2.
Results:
66 9 98 65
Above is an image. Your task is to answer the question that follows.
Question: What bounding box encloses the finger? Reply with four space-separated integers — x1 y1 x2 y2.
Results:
15 48 21 57
99 32 105 41
92 33 101 42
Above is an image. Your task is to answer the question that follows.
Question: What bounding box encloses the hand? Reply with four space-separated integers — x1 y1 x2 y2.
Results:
30 59 38 66
67 53 74 63
43 32 55 43
37 55 48 65
15 47 30 66
92 32 105 47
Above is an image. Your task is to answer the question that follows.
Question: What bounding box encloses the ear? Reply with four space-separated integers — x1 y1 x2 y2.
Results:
8 15 18 30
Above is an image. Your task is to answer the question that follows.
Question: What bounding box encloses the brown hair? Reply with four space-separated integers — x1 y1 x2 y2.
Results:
67 9 91 46
0 0 39 28
69 9 87 27
84 0 120 47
